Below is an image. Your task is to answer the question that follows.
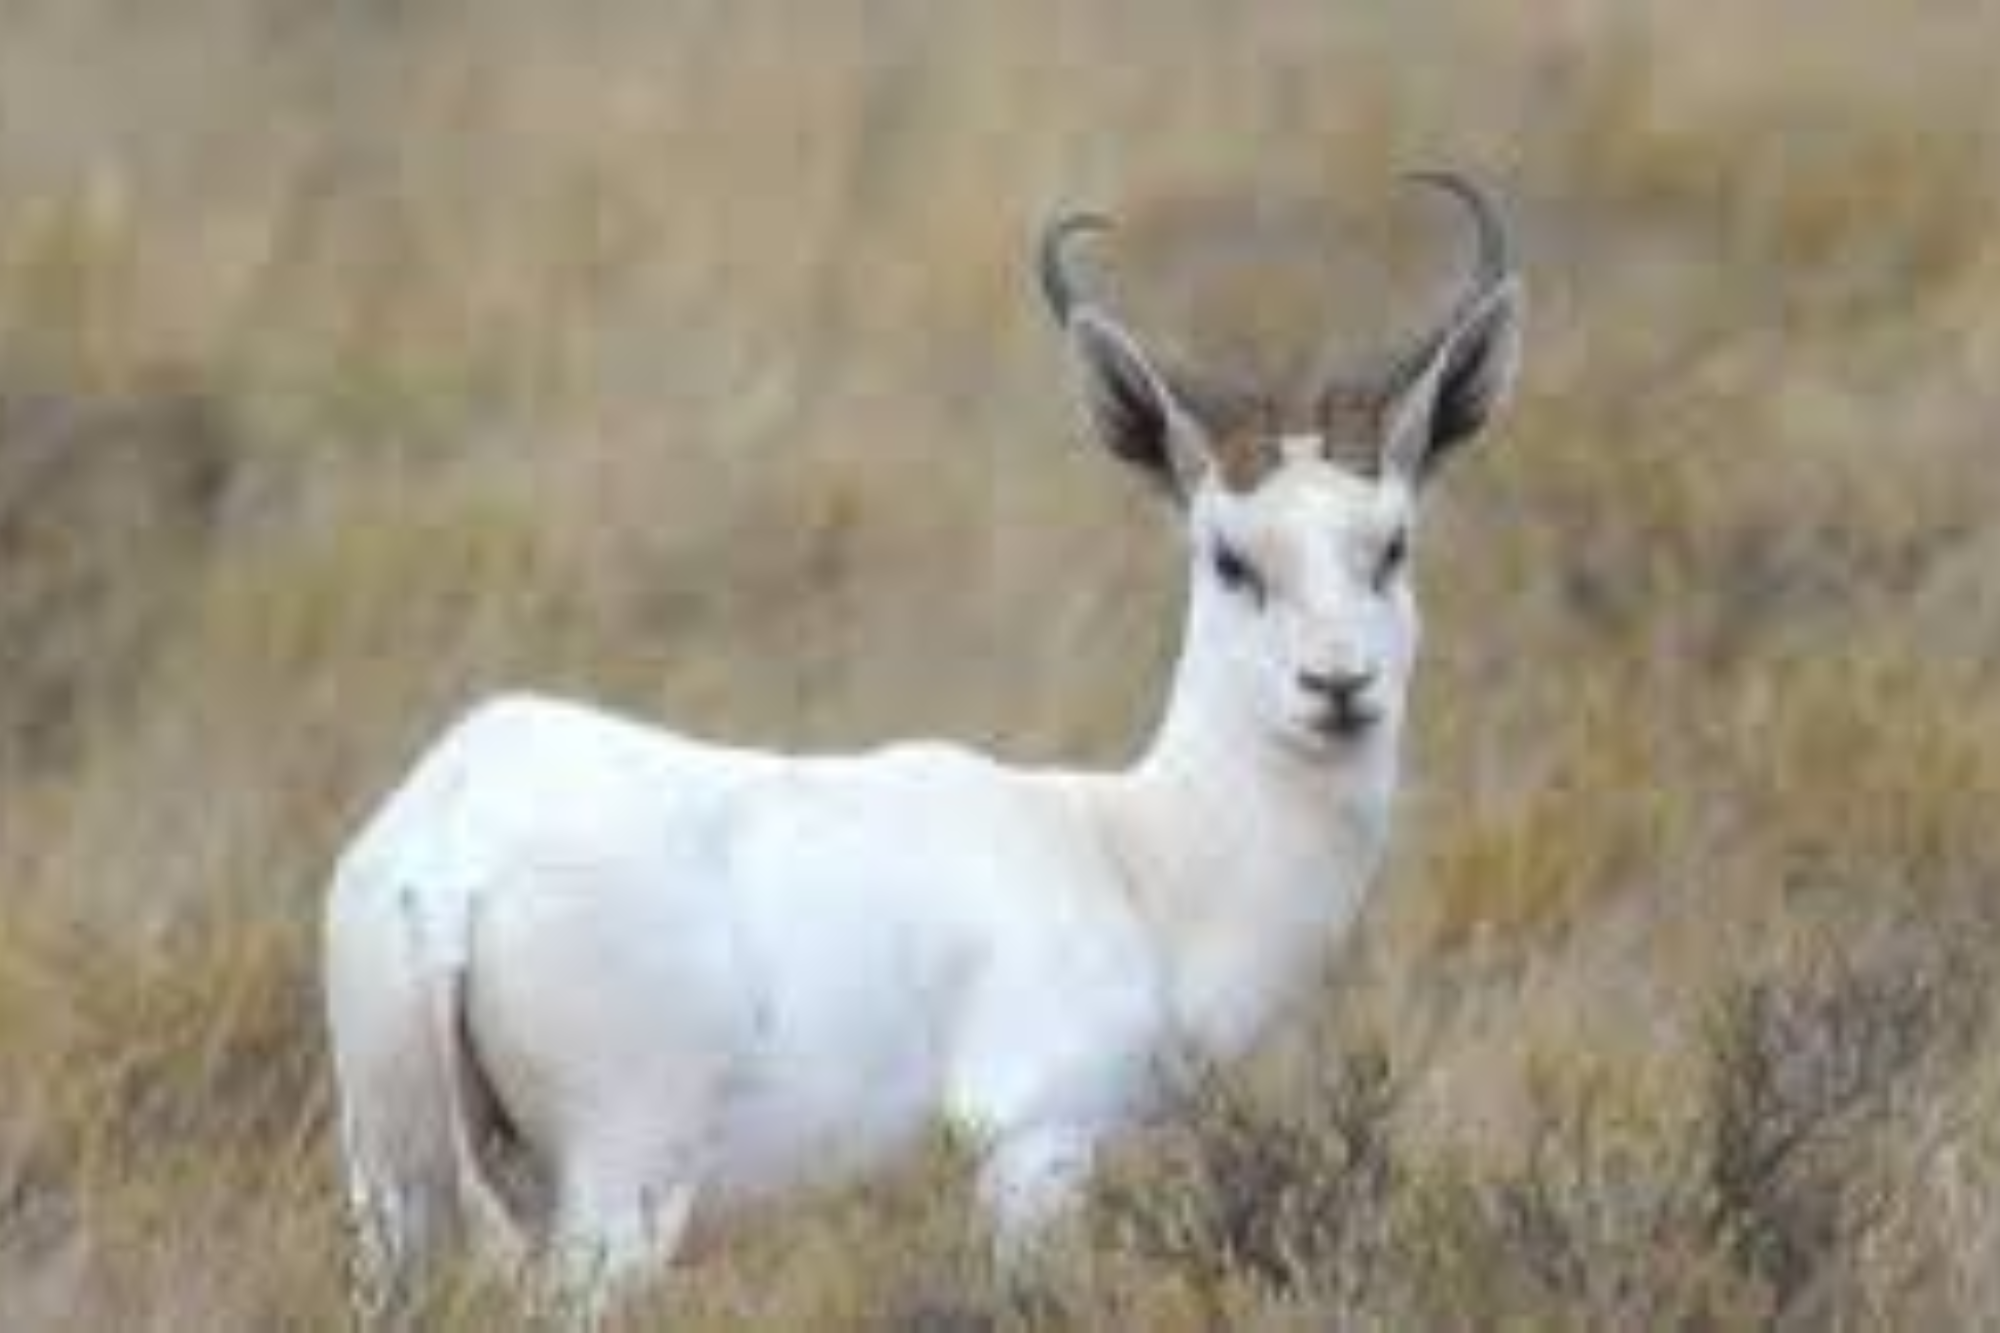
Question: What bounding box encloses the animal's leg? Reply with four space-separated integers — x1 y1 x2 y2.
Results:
977 1124 1098 1264
536 1144 699 1325
339 1103 425 1324
327 888 482 1321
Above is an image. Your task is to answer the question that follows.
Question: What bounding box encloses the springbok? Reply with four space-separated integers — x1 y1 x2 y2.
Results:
324 173 1525 1312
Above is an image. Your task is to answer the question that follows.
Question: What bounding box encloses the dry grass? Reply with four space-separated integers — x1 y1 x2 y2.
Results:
3 0 1999 1326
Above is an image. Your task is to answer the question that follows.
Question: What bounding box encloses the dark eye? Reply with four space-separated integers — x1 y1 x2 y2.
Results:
1211 541 1267 607
1374 530 1410 591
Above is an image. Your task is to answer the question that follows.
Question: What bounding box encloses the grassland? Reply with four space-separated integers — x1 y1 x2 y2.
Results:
2 1 1999 1327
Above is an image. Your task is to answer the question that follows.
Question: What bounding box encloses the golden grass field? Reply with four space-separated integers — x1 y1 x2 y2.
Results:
3 0 2000 1326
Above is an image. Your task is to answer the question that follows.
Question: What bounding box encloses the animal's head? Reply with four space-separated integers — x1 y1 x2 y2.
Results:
1040 174 1525 758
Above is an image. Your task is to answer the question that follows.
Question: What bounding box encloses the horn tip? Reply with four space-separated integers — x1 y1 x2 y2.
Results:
1037 209 1117 326
1402 168 1483 208
1401 167 1510 276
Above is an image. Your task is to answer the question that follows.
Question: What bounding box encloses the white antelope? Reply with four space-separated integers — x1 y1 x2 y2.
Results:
324 173 1526 1312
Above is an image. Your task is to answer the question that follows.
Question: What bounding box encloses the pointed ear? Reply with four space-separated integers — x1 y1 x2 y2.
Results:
1067 308 1208 498
1383 275 1526 483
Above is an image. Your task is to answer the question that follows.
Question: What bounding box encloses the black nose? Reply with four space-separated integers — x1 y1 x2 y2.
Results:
1297 667 1374 703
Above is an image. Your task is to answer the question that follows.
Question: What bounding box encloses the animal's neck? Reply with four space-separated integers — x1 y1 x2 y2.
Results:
1090 605 1402 1058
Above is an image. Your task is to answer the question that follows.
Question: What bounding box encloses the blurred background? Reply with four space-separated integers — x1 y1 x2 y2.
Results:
2 0 1998 1326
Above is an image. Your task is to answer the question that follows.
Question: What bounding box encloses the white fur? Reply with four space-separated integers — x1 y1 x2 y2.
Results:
325 268 1508 1315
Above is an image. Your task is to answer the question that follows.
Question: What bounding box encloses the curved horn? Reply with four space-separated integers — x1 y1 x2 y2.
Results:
1037 211 1113 328
1406 169 1511 302
1361 170 1515 406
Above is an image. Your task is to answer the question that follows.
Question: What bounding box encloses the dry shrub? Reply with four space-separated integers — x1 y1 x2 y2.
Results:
1703 940 1986 1318
0 901 344 1328
1095 1041 1400 1310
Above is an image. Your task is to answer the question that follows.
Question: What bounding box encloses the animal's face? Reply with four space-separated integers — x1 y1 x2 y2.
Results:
1186 450 1420 753
1038 174 1525 758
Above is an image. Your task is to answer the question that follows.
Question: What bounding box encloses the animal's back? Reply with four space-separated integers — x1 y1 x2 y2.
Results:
333 692 775 939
